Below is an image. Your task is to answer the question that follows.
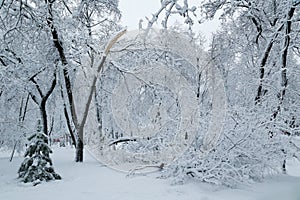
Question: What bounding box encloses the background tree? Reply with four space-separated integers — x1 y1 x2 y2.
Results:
0 0 121 162
144 0 300 186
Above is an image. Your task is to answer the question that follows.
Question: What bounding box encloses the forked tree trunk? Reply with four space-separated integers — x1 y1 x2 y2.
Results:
29 71 56 139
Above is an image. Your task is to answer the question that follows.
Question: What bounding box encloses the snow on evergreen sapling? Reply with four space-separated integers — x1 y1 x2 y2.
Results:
18 120 61 185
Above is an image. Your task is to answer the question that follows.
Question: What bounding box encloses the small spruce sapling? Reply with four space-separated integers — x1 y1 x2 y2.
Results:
18 120 61 185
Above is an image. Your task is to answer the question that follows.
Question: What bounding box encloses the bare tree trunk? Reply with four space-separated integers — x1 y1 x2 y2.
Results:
272 6 295 120
75 138 84 162
41 74 56 137
94 89 103 134
40 101 48 138
48 116 54 146
255 24 284 104
64 105 77 147
60 84 77 147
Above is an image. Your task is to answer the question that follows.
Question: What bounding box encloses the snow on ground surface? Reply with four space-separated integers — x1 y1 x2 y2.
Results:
1 147 300 200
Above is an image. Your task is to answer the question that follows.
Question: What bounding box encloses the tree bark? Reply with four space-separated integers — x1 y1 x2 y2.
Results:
40 101 48 138
60 84 77 147
75 137 84 162
94 89 103 133
64 105 77 147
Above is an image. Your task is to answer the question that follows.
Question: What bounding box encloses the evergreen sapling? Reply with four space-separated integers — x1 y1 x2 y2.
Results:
18 120 61 185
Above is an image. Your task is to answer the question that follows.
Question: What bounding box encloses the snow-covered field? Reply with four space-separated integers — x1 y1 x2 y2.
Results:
1 147 300 200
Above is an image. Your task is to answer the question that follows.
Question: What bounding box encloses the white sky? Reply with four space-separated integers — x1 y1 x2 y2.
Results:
119 0 221 46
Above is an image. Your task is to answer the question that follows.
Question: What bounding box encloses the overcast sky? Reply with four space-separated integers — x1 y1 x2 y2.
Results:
119 0 221 45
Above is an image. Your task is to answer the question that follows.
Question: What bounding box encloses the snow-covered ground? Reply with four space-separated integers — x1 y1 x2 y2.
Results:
1 147 300 200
